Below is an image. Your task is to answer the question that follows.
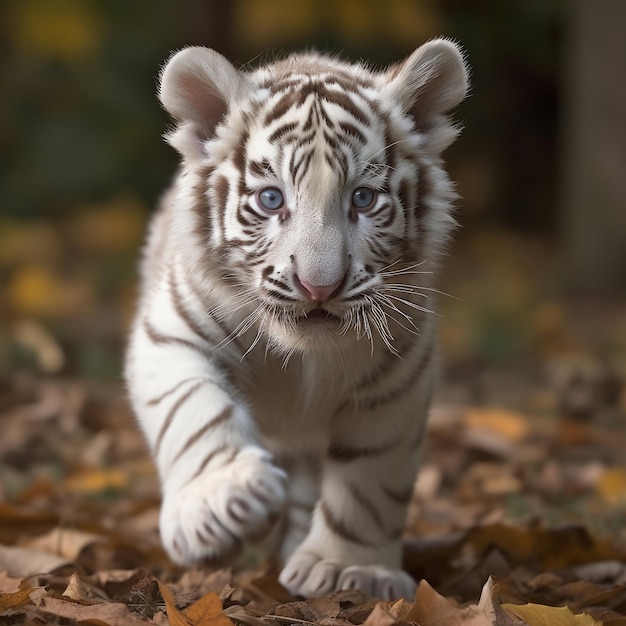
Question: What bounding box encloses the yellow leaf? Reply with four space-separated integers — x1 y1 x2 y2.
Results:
464 407 531 442
8 265 92 318
0 587 32 611
157 580 191 626
184 591 235 626
69 194 147 253
9 0 101 61
597 467 626 505
63 469 128 495
502 603 602 625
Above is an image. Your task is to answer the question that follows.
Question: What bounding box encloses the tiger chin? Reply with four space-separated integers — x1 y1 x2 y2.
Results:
126 39 469 600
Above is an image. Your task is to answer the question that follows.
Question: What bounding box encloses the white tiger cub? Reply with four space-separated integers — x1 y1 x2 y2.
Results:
125 39 468 600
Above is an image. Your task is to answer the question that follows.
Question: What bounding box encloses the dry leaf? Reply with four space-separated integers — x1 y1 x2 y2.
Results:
406 578 503 626
362 601 409 626
157 579 191 626
26 527 106 561
464 408 530 442
0 587 33 612
184 591 235 626
0 544 71 577
503 603 602 625
38 596 150 626
597 468 626 505
62 571 108 604
62 468 129 494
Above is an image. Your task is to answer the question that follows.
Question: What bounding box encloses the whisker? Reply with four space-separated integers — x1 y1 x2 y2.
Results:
382 293 438 317
213 304 263 351
365 296 398 356
372 293 420 335
363 139 408 163
379 259 430 277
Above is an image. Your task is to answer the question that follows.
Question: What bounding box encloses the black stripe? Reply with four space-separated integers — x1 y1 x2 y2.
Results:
382 483 414 505
154 379 207 455
146 377 205 407
143 317 206 355
169 269 217 345
192 445 234 481
348 482 386 533
268 121 298 144
171 406 234 465
327 440 397 462
320 500 371 547
362 335 435 412
264 92 297 125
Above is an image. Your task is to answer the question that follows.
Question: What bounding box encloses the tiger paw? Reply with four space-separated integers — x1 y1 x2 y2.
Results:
160 446 287 565
279 553 416 600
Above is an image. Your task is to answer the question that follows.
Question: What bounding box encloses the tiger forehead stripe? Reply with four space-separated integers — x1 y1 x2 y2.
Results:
262 80 372 128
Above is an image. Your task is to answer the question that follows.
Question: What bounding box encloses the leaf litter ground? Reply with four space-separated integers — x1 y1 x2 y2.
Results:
1 231 626 625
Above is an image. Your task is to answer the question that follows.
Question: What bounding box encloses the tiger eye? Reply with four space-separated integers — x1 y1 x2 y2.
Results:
352 187 376 210
257 187 284 211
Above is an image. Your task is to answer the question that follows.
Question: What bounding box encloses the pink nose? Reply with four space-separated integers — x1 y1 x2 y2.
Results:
296 276 344 302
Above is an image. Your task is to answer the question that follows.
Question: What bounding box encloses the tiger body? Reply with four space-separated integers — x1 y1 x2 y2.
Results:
126 41 468 600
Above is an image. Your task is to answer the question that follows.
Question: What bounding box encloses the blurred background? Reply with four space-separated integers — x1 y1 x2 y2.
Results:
1 0 625 391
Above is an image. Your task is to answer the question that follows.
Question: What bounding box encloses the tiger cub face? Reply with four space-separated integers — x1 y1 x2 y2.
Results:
160 43 467 354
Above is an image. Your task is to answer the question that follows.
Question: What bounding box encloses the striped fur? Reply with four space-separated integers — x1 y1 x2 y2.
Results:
126 40 468 600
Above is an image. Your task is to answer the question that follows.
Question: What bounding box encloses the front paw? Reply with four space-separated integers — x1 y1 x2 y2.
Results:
279 552 416 600
160 446 287 565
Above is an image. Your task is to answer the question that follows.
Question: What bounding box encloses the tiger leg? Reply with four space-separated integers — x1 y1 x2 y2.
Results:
278 397 430 600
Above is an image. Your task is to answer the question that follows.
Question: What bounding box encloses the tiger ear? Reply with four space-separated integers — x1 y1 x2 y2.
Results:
159 46 249 160
386 39 469 130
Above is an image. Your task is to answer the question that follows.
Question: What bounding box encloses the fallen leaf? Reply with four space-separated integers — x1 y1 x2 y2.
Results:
464 408 530 442
0 544 71 577
157 579 191 626
503 603 602 625
26 527 106 561
38 596 150 626
406 577 516 626
597 468 626 505
62 571 108 604
362 601 410 626
223 604 267 626
62 468 129 494
0 587 33 612
184 591 235 626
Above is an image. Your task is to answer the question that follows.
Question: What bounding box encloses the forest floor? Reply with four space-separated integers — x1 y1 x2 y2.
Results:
1 227 626 625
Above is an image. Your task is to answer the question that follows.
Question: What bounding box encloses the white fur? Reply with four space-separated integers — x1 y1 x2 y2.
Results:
126 40 469 600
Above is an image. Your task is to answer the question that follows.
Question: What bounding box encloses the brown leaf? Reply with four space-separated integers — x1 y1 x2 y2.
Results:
0 587 33 612
362 601 410 626
223 604 268 626
37 596 150 626
0 544 72 577
62 571 108 604
157 579 192 626
184 591 235 626
26 527 106 561
406 577 506 626
502 603 601 625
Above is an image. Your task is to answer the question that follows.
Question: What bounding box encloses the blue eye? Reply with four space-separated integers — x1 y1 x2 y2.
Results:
257 187 284 211
352 187 376 210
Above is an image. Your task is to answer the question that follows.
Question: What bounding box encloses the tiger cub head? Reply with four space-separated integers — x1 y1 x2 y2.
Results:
159 41 468 355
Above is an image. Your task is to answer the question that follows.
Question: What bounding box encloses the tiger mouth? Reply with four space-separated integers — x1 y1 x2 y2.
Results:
297 308 341 323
